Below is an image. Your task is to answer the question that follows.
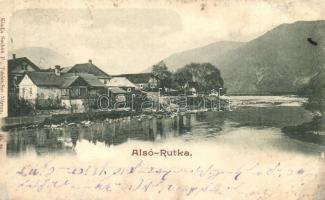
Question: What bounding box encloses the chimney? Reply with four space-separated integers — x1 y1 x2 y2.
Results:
12 54 16 60
54 65 61 76
88 59 92 64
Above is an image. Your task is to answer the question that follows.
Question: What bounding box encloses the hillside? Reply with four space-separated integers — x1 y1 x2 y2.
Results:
163 20 325 94
164 41 244 71
8 47 74 69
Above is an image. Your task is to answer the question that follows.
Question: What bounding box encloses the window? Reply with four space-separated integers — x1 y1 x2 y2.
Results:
139 84 144 88
80 87 87 96
70 88 79 97
127 88 131 92
29 87 32 96
70 87 87 98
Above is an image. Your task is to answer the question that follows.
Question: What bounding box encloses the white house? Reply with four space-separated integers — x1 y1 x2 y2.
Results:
106 77 138 93
18 72 61 102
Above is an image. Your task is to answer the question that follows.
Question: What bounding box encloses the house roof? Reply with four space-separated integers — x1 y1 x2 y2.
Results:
62 61 110 79
25 72 64 87
77 74 107 88
108 87 127 94
23 72 106 88
112 73 156 84
60 76 80 88
8 57 41 73
106 77 137 88
60 66 73 73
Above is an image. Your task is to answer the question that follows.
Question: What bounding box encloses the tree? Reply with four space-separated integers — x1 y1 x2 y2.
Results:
302 68 325 113
173 62 224 94
151 61 173 89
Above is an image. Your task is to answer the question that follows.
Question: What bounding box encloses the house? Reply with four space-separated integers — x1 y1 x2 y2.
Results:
184 81 199 96
61 59 110 84
8 54 41 98
18 66 107 112
112 73 159 90
106 77 137 93
107 87 127 109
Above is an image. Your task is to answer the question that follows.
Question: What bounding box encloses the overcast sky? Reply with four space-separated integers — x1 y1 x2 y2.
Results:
8 0 325 74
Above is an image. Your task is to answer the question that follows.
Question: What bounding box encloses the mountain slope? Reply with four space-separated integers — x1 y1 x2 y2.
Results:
163 20 325 94
214 20 325 94
163 41 244 71
8 47 74 69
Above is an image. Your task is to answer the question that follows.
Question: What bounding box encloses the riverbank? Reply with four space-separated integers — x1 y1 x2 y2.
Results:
282 115 325 146
1 108 214 131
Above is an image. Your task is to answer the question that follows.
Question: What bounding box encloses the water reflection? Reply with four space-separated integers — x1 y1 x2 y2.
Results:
5 106 316 156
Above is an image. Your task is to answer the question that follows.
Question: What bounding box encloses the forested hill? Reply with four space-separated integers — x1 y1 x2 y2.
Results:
163 20 325 95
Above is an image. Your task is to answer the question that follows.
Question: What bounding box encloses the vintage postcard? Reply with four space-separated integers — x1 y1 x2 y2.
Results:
0 0 325 199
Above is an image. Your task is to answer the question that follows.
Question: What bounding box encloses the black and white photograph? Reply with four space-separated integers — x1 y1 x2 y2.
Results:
0 0 325 199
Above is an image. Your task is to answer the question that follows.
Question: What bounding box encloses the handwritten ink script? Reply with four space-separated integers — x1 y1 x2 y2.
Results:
9 159 324 199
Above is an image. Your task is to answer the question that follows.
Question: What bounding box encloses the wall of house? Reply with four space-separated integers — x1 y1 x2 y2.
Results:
37 87 62 99
18 75 38 100
135 83 148 90
19 75 62 101
99 78 110 85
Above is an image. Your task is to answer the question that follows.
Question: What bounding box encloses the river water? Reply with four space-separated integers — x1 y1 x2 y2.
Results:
1 96 325 200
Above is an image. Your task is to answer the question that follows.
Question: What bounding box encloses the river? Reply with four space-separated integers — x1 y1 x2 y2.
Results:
1 96 325 200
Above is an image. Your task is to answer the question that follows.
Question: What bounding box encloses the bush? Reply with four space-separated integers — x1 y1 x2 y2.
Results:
8 97 35 116
35 97 65 110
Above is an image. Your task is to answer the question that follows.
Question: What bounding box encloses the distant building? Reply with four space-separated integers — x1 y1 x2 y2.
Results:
8 54 41 98
61 59 110 84
112 73 159 91
184 81 199 96
107 87 127 109
106 77 137 93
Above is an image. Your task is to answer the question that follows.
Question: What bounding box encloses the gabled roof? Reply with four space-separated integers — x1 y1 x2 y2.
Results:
8 57 41 73
108 87 127 94
106 77 137 88
60 76 80 88
25 72 64 87
77 74 107 88
22 72 106 88
60 66 73 73
112 73 156 84
62 61 110 79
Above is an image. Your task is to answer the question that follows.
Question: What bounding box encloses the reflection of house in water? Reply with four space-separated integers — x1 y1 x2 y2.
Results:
6 113 200 156
6 128 76 156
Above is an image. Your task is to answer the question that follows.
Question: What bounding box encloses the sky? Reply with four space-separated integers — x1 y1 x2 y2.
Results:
7 0 325 74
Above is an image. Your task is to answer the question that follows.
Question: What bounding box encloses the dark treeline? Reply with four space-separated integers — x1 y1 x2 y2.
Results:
151 61 224 95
